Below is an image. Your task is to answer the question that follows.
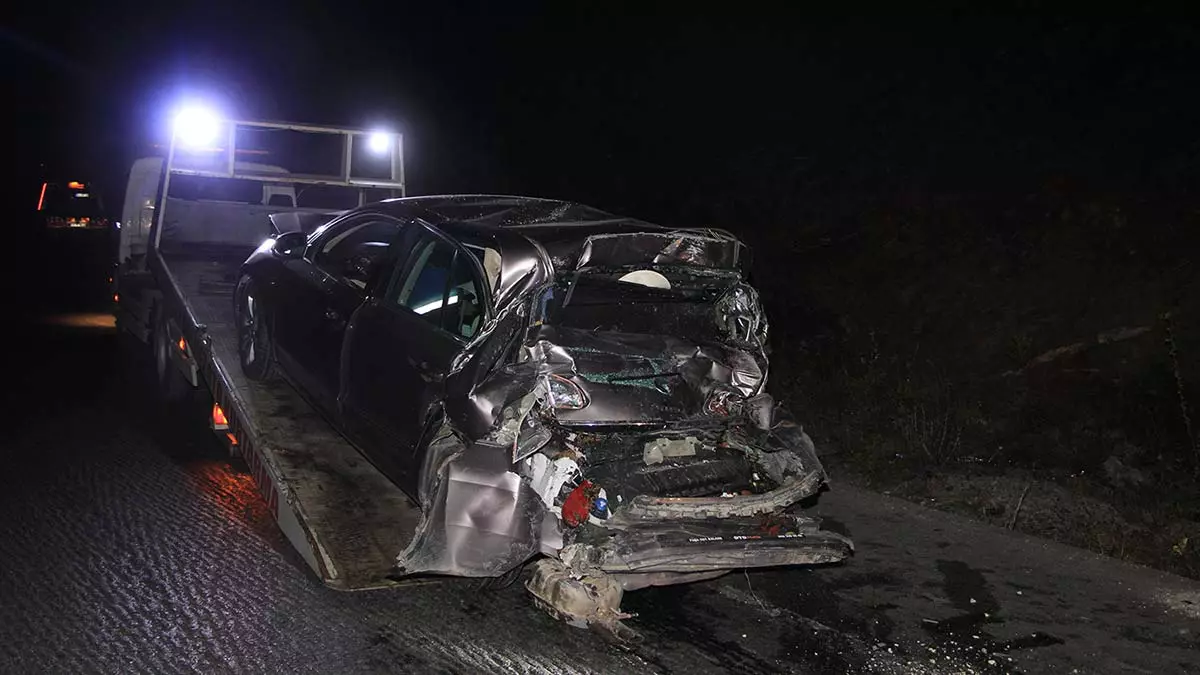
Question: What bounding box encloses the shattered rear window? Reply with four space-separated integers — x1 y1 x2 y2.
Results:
577 232 745 272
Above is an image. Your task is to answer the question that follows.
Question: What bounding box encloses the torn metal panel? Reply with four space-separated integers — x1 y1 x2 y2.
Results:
366 200 850 632
606 472 825 523
397 435 549 577
560 515 853 575
575 231 745 272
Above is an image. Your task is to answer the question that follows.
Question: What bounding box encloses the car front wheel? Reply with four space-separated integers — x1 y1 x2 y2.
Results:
236 275 275 381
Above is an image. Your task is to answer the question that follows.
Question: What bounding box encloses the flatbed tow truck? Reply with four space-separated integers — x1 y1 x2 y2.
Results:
115 116 421 589
115 112 853 637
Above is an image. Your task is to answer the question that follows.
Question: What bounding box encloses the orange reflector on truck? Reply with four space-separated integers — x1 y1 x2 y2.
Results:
226 432 239 446
212 403 229 430
178 337 187 352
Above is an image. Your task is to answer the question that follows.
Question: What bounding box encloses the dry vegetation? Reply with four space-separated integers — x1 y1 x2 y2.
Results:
749 189 1200 579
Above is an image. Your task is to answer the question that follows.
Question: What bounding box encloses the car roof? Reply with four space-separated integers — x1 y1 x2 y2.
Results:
371 194 671 238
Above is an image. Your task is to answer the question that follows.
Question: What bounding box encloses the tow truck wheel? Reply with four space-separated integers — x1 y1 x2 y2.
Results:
153 310 191 402
236 276 275 381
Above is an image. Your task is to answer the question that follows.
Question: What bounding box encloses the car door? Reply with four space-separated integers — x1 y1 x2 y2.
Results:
341 225 489 492
275 213 403 414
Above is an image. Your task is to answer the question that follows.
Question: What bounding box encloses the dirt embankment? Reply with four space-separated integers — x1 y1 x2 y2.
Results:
751 190 1200 579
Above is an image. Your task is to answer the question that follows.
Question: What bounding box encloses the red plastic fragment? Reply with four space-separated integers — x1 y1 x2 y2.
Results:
562 480 596 528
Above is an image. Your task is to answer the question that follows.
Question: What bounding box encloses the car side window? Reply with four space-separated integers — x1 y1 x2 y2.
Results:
311 217 401 291
391 235 486 339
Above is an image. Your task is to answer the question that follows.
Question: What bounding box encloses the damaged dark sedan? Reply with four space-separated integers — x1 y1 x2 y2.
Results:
235 195 852 636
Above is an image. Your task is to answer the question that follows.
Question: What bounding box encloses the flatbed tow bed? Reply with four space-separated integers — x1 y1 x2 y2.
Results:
163 250 420 589
117 119 418 589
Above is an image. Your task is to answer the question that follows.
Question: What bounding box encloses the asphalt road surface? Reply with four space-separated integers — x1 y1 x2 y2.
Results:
2 315 1198 674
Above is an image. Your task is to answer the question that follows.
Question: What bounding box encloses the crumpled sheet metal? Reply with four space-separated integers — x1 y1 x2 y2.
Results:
607 471 823 523
676 344 766 401
397 436 550 577
714 282 769 351
575 231 744 272
558 517 853 575
396 224 826 583
447 265 546 378
402 335 809 578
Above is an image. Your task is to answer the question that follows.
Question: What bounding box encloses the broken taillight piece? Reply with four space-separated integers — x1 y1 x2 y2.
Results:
562 480 598 527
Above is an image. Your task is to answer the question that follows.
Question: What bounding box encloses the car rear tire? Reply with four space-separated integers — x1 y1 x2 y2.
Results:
153 308 191 402
236 275 276 381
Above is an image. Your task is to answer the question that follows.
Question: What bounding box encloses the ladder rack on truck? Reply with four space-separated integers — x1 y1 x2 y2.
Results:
116 118 420 589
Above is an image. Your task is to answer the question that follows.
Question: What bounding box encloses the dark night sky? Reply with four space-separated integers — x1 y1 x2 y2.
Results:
5 4 1199 226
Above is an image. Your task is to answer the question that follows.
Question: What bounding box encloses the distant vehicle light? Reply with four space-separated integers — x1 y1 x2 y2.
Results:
74 192 90 198
367 131 392 155
67 181 85 189
174 106 221 148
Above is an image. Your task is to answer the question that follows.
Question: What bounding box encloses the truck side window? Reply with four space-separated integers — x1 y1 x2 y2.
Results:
391 236 485 339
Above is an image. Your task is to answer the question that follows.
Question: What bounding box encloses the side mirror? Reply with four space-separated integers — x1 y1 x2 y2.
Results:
273 231 307 259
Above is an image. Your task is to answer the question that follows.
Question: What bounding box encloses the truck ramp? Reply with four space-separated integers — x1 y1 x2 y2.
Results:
168 253 421 589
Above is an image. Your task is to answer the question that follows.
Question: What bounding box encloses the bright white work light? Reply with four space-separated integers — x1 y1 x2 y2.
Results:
367 131 392 155
174 106 221 148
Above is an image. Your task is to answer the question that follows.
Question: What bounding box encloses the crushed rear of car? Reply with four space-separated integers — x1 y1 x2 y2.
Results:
391 203 852 638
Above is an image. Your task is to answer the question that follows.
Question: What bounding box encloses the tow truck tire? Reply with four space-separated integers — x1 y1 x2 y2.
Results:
153 310 191 402
236 276 276 381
